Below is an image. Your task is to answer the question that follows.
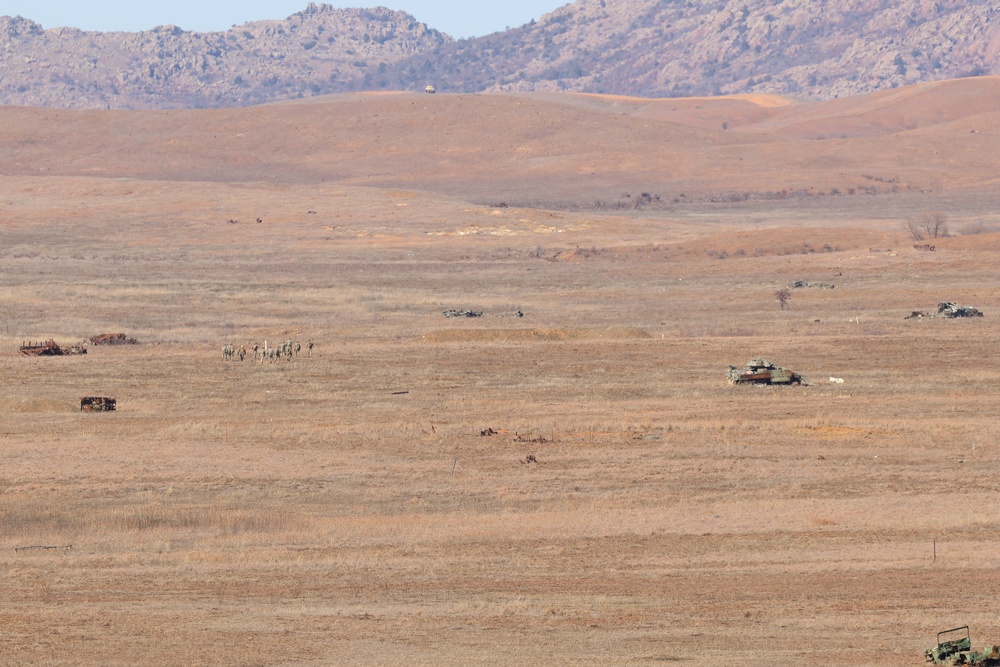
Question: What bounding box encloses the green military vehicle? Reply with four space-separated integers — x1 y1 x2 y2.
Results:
926 626 1000 666
727 358 807 385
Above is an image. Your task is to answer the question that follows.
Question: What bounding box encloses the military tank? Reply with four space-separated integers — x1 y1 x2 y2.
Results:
727 358 807 385
926 626 1000 666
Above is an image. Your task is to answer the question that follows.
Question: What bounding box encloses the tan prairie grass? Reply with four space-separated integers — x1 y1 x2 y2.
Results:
4 89 1000 665
0 497 300 540
421 327 652 343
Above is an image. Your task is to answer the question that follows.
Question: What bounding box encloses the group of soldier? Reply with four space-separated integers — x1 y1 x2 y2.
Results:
222 339 313 363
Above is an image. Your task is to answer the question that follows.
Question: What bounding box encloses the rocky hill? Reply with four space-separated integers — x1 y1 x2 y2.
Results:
403 0 1000 99
0 3 449 108
1 0 999 108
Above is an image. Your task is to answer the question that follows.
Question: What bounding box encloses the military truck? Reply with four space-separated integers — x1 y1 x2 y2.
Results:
926 626 1000 666
727 358 807 385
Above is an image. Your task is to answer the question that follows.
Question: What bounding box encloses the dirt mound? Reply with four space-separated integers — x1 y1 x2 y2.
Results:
422 327 651 343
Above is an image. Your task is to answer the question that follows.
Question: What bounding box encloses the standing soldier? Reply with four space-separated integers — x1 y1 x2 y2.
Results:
238 345 246 362
307 339 314 357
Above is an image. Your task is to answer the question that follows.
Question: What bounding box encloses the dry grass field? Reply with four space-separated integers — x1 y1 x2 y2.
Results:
2 79 1000 666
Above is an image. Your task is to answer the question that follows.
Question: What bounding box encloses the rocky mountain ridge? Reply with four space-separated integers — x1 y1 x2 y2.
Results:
405 0 1000 99
0 3 449 108
1 0 999 108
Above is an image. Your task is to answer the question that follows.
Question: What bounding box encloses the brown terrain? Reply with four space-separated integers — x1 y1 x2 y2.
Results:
2 78 1000 665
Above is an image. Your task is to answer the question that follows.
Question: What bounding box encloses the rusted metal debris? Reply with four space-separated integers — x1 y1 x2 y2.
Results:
443 309 483 318
14 544 73 553
728 358 808 385
19 339 86 356
89 332 138 345
81 396 116 412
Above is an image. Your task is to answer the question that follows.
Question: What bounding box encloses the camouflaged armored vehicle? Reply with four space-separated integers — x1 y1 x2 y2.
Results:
727 358 807 385
926 626 1000 666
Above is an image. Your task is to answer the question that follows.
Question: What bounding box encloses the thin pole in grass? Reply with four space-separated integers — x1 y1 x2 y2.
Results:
933 539 936 563
452 457 458 475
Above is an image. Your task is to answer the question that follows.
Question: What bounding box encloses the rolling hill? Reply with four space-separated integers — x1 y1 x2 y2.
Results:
1 77 999 208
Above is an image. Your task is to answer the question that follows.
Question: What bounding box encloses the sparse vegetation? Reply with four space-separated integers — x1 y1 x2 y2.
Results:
957 220 999 236
775 287 791 309
1 82 999 667
2 176 997 664
907 210 950 240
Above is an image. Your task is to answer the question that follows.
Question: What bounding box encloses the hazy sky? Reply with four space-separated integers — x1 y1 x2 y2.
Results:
2 1 569 39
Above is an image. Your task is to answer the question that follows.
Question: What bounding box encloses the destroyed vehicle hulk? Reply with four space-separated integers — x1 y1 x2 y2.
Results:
926 626 1000 666
938 302 984 318
19 339 87 356
89 332 139 345
81 397 116 412
728 358 807 385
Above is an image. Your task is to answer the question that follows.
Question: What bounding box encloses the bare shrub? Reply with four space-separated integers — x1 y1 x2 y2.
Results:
907 210 950 240
774 288 791 310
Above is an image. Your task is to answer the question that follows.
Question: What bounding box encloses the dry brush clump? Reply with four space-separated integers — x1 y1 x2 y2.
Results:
957 219 1000 236
110 505 298 536
0 500 87 540
906 210 950 241
0 496 305 545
